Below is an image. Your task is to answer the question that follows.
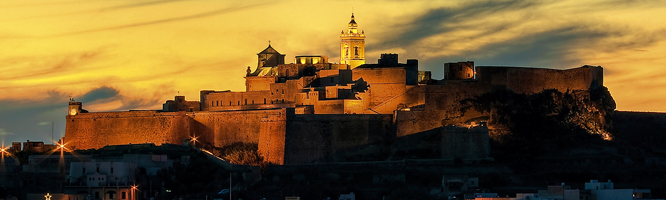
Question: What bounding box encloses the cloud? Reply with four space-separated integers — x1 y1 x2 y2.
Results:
11 0 193 21
99 0 192 12
0 128 14 136
48 2 266 37
76 86 120 103
377 0 540 48
0 49 104 81
37 122 52 126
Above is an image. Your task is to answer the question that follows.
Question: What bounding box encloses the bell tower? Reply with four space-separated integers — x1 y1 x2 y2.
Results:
340 13 365 69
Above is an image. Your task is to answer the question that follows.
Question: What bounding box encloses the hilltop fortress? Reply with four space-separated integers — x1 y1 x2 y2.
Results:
65 14 605 165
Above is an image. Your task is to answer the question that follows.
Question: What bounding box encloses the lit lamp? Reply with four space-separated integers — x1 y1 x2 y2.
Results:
131 184 139 200
0 145 9 158
45 193 52 200
190 135 199 147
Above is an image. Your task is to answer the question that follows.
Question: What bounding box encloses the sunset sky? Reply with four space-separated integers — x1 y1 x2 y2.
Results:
1 0 665 144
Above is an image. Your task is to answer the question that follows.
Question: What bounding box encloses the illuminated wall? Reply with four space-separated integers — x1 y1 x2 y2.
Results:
65 111 191 150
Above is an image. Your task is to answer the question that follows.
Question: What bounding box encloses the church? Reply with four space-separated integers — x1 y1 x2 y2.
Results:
189 13 423 115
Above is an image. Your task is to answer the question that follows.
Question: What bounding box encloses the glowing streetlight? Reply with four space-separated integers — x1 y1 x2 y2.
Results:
190 135 199 147
45 193 52 200
131 184 139 200
0 144 9 158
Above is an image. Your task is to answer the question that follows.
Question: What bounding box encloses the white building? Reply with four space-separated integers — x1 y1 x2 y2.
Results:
64 154 173 200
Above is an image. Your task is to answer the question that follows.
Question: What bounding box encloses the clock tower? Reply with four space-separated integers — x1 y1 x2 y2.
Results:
340 13 366 69
68 101 82 116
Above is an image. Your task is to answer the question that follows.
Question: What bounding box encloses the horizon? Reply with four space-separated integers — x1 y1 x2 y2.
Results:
2 0 666 143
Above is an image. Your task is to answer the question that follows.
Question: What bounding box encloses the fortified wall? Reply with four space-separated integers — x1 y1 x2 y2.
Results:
258 108 393 165
65 110 191 150
64 13 608 166
475 65 603 94
65 108 283 150
395 65 604 137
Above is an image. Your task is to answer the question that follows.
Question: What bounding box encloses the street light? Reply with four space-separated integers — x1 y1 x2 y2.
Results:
190 135 199 147
131 184 139 200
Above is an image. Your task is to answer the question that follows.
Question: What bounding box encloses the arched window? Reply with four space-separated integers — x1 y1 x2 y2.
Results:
354 46 359 56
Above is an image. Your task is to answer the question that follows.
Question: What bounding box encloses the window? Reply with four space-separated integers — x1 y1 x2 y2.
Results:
237 101 240 105
83 168 85 174
245 99 247 105
211 101 214 107
282 89 284 94
252 100 254 104
229 101 232 106
95 192 100 200
110 167 113 174
96 167 99 173
216 101 219 106
122 192 126 199
354 46 359 56
109 193 114 199
264 98 266 104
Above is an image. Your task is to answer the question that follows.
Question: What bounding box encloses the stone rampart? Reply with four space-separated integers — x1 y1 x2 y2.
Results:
395 83 493 137
190 109 283 148
65 111 191 150
258 109 393 165
282 113 393 164
65 109 283 150
476 66 603 94
352 68 406 85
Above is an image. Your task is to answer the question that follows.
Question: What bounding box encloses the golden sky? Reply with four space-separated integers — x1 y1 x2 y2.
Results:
1 0 665 142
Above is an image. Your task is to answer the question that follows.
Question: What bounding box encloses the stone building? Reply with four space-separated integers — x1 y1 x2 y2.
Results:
64 13 605 165
444 61 475 80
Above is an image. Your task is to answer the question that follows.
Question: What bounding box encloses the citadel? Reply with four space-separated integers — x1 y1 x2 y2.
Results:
64 14 604 165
